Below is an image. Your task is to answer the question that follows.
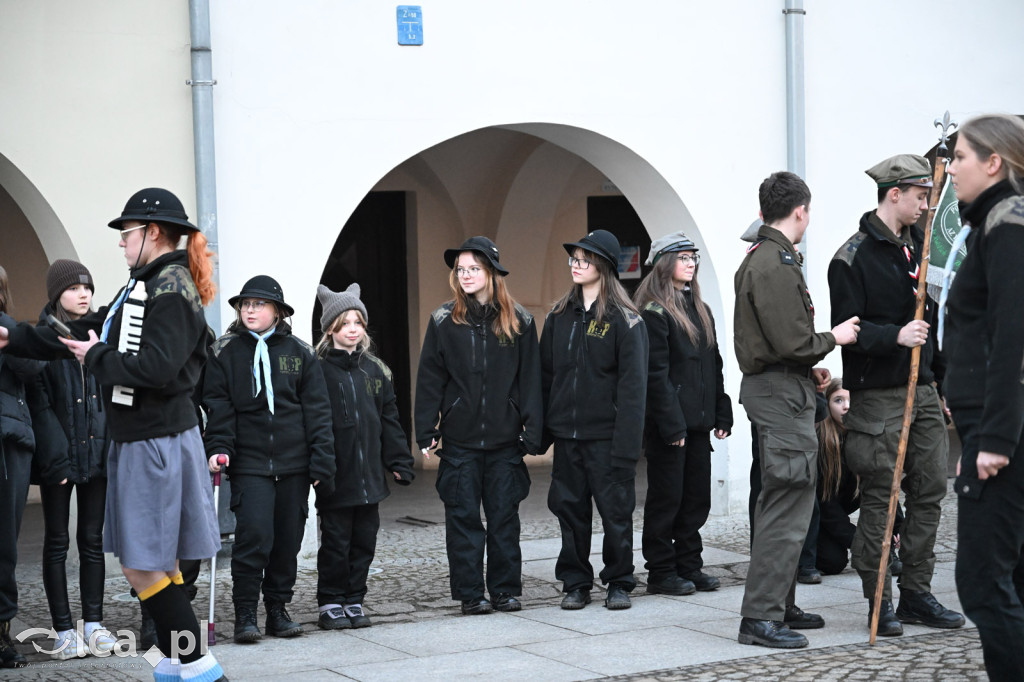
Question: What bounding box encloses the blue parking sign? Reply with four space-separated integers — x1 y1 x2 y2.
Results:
397 6 423 45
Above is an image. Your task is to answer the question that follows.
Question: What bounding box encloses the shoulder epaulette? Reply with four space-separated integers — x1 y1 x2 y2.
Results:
210 333 234 358
831 232 866 266
366 354 394 381
514 303 534 325
986 195 1024 233
152 264 202 312
624 309 643 329
643 301 665 315
431 302 455 325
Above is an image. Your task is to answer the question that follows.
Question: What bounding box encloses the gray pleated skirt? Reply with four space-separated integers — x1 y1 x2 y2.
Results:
103 426 221 571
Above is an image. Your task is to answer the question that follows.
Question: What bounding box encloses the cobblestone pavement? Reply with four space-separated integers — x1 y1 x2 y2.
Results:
5 464 982 680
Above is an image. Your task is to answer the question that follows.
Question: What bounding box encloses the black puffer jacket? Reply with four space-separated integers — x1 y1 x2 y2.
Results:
415 300 543 452
29 306 109 485
540 295 648 461
641 289 732 443
203 321 336 488
945 180 1024 457
317 349 414 509
828 211 942 391
1 312 44 475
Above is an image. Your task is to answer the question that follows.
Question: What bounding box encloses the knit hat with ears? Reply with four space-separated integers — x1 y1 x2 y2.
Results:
46 259 94 307
317 283 368 333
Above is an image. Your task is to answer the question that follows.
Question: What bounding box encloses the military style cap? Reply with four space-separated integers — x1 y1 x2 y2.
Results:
645 231 698 265
865 154 934 189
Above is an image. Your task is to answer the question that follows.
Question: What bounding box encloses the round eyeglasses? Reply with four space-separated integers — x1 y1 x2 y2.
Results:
240 299 269 312
677 254 700 265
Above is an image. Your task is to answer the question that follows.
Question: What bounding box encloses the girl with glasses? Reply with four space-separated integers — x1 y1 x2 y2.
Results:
203 275 336 645
0 188 226 680
540 229 648 611
633 232 732 597
415 236 542 615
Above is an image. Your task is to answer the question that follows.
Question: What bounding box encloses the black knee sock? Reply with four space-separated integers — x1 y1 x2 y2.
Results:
140 579 204 664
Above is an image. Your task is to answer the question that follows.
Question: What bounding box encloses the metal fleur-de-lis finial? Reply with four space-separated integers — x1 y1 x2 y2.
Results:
934 111 958 155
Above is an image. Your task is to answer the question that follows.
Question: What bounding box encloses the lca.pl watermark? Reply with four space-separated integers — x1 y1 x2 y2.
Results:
16 620 211 667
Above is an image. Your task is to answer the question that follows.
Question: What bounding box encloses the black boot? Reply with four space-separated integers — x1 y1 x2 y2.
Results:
233 604 262 643
896 589 965 629
265 602 303 637
870 599 903 637
738 618 808 649
0 620 27 669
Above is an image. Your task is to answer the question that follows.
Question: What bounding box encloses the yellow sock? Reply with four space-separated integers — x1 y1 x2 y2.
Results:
138 576 172 601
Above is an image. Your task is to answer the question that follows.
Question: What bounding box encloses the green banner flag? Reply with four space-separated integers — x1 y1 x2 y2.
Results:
925 176 966 301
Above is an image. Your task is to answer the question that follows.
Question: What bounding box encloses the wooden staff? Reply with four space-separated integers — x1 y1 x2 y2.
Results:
869 112 957 644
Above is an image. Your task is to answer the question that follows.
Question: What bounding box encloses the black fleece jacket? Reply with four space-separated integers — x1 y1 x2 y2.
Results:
29 305 109 485
317 348 414 509
203 321 336 488
4 251 207 443
944 180 1024 457
415 300 543 452
641 290 732 443
828 211 942 391
540 295 648 461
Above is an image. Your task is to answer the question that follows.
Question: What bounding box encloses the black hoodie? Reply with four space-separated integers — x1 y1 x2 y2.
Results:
540 294 648 461
203 321 336 488
415 300 543 452
317 348 414 508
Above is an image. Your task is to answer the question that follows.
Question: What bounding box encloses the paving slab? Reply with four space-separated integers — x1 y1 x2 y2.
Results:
211 632 412 678
346 611 583 656
510 594 733 635
338 647 599 682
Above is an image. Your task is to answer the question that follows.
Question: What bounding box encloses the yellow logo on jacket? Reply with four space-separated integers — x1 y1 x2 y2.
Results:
586 320 611 339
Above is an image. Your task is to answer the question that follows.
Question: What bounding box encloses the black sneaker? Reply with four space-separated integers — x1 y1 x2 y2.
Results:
604 584 631 610
345 604 372 628
233 605 262 643
783 604 824 629
265 602 303 637
492 594 522 612
560 589 592 610
646 575 696 596
738 618 808 648
682 570 720 591
460 597 493 615
318 606 352 631
797 567 822 584
870 599 903 637
896 589 965 629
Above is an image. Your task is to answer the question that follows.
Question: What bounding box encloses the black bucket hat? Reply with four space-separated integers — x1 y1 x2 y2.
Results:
443 236 509 276
228 275 295 318
563 230 621 268
108 188 199 232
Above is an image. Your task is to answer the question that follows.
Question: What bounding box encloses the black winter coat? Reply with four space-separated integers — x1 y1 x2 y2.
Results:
641 289 732 443
317 348 414 509
540 295 648 461
945 180 1024 457
28 305 109 486
1 313 43 456
828 211 942 391
203 322 336 488
415 300 543 452
3 251 209 443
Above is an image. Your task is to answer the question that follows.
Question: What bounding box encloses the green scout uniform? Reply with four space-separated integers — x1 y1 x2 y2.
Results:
828 185 949 601
734 225 836 621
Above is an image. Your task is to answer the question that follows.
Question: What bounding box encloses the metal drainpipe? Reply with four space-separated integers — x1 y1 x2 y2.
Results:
188 0 221 333
783 0 807 273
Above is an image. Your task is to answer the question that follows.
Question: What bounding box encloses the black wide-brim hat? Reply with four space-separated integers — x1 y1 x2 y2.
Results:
228 275 295 318
563 230 621 268
443 236 509 276
108 188 199 232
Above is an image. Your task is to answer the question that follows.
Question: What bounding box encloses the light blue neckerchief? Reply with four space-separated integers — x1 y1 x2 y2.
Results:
249 327 276 414
100 278 137 343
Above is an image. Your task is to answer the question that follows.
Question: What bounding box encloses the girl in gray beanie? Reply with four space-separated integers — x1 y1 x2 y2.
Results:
313 284 414 630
